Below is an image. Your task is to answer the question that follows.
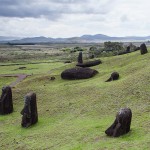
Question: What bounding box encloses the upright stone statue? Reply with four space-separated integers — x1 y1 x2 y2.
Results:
126 46 130 53
140 43 148 55
0 86 13 115
105 108 132 137
78 52 83 64
21 92 38 128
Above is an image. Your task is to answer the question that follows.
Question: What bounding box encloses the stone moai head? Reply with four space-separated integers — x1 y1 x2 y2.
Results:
0 86 13 115
140 43 148 55
21 92 38 128
105 108 132 137
126 46 130 52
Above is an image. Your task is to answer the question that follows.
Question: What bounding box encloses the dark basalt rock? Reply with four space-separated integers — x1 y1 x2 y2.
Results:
76 60 102 67
61 67 98 80
21 92 38 128
50 76 55 80
140 43 148 55
0 86 13 115
78 52 83 64
105 72 119 82
19 67 26 69
105 108 132 137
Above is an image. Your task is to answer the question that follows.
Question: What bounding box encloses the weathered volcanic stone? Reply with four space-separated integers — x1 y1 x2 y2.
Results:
0 86 13 115
126 46 130 53
105 108 132 137
140 43 148 55
21 92 38 128
61 67 98 80
78 52 83 64
76 60 102 67
105 72 119 82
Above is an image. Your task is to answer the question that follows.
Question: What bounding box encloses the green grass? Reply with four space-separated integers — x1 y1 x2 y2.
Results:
0 50 150 150
0 62 68 75
0 77 16 87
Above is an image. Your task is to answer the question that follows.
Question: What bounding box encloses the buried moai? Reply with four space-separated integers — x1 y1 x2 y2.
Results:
21 92 38 128
78 52 83 64
0 86 13 115
61 67 98 80
140 43 148 55
126 46 130 53
105 108 132 137
105 72 119 82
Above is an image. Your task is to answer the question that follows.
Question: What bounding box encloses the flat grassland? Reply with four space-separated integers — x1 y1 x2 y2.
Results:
0 45 149 150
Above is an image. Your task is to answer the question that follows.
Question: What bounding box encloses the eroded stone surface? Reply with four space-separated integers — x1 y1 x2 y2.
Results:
61 67 98 80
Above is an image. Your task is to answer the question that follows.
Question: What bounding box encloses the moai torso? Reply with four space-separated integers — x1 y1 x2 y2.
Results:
0 86 13 115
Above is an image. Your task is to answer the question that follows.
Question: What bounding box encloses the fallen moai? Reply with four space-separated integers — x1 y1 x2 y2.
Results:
76 60 102 67
105 72 119 82
0 86 13 115
105 108 132 137
61 67 98 80
21 92 38 128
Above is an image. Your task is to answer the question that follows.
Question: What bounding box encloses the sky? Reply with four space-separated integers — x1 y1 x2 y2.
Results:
0 0 150 38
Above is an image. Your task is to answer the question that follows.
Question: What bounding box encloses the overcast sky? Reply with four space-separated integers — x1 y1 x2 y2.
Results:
0 0 150 38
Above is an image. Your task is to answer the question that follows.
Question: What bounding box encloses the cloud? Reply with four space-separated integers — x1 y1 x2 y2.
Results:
0 0 114 19
0 0 150 37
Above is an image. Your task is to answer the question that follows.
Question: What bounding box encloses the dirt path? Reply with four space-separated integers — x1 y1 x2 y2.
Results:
0 64 67 87
0 74 30 87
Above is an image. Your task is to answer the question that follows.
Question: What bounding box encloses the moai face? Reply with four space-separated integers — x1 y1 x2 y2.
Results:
105 108 132 137
21 92 38 128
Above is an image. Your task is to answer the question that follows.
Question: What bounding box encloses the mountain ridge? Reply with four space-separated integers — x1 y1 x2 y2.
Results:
0 34 150 43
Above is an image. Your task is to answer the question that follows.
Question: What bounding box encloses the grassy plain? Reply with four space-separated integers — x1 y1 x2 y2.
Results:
0 45 149 150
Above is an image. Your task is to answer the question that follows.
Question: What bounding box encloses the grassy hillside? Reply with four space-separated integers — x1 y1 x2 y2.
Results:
0 50 150 150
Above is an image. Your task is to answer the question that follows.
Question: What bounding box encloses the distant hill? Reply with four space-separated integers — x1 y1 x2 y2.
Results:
0 34 150 44
0 36 21 41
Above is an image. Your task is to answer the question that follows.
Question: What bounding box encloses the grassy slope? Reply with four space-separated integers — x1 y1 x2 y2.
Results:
0 51 150 150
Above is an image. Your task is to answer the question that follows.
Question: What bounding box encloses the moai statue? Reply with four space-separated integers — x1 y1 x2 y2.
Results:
126 46 130 53
78 52 83 64
105 108 132 137
21 92 38 128
0 86 13 115
140 43 148 55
